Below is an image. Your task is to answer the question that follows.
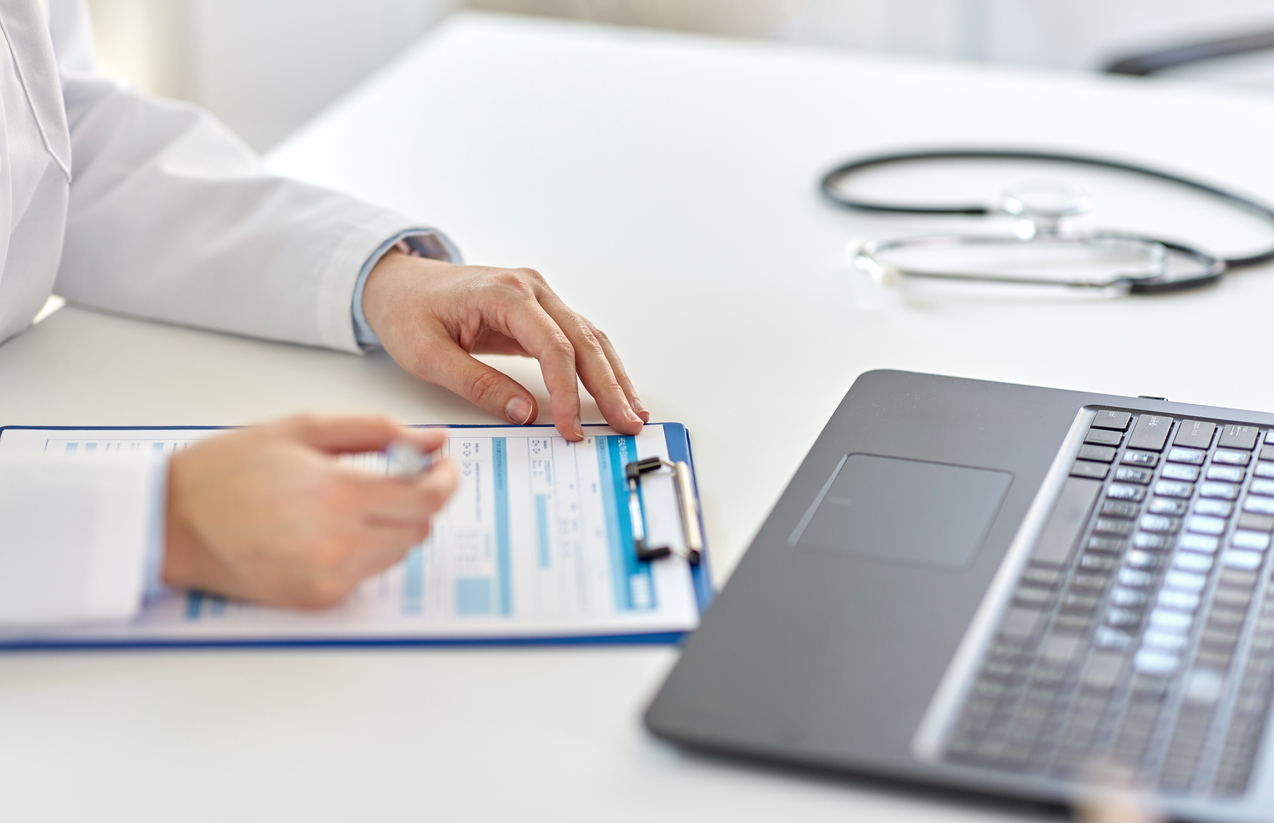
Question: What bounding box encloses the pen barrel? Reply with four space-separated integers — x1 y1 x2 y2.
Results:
672 461 702 553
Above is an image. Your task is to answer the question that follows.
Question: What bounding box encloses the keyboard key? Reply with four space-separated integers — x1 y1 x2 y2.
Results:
1153 479 1193 498
1175 552 1214 572
1093 410 1132 431
1119 569 1153 588
1232 530 1271 551
1251 479 1274 497
1071 573 1110 591
1215 449 1253 466
1187 515 1227 535
1212 591 1253 616
1078 444 1117 463
1158 589 1201 611
1022 566 1063 587
1125 550 1161 569
1070 461 1109 480
1224 550 1264 570
1106 484 1146 501
1239 513 1274 532
1148 497 1188 516
1095 518 1133 536
1149 609 1193 631
1139 514 1179 533
1194 499 1233 517
1100 500 1140 519
1085 428 1123 446
1105 607 1140 628
1117 467 1155 485
1183 669 1225 706
1207 465 1246 483
1080 553 1117 572
1122 450 1158 467
1096 628 1133 650
1167 447 1206 465
1088 536 1126 552
1211 632 1244 656
1220 425 1260 450
1081 653 1124 691
1135 649 1180 676
1180 534 1220 553
1131 533 1171 550
1175 420 1216 449
1062 592 1101 613
1110 587 1148 607
1200 481 1240 500
1000 608 1042 638
1220 569 1259 590
1161 464 1199 481
1143 630 1189 652
1040 633 1083 665
1262 444 1274 462
1245 497 1274 516
1014 587 1051 607
1256 462 1274 479
1165 571 1207 592
1129 414 1173 451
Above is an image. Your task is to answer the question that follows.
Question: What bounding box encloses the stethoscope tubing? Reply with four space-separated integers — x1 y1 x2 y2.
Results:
820 148 1274 273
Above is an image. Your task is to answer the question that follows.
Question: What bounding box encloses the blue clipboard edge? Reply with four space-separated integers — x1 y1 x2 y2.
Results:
0 422 713 650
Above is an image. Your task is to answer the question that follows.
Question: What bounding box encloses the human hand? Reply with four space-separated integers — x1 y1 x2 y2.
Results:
361 253 649 441
162 414 458 609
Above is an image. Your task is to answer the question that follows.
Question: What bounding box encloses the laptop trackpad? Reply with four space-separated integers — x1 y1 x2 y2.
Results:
792 454 1012 570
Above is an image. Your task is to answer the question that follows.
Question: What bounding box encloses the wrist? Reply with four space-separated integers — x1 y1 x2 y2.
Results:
362 248 415 339
161 451 203 589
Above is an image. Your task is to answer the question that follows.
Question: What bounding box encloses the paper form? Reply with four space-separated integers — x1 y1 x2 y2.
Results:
0 424 703 645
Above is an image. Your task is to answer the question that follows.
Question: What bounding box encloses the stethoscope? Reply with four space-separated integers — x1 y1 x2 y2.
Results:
819 149 1274 294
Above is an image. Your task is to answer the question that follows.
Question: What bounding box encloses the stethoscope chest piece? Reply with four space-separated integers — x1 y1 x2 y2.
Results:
822 149 1270 295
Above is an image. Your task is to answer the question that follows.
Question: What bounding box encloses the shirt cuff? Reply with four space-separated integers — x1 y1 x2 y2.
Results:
351 229 463 350
143 456 172 603
0 452 165 625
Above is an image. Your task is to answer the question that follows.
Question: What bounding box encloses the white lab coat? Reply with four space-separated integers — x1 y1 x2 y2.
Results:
0 0 432 624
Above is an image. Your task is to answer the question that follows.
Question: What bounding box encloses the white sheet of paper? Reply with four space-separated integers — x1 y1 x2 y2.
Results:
0 424 702 644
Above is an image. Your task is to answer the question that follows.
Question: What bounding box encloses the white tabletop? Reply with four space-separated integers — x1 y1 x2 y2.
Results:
4 12 1274 821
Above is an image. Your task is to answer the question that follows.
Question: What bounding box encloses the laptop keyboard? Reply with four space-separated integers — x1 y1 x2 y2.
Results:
945 409 1274 796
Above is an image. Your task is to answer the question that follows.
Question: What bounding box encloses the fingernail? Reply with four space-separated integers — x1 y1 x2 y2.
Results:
625 406 643 425
632 396 647 414
505 396 534 425
572 417 583 439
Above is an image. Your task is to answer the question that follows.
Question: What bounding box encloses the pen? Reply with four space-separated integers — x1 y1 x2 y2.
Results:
385 439 433 478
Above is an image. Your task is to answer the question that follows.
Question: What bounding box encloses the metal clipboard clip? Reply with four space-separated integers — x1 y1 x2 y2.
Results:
625 456 703 565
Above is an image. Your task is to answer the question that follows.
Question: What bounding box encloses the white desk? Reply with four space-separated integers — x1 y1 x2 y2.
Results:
3 12 1274 821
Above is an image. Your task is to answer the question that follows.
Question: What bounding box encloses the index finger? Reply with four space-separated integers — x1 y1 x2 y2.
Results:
535 290 643 434
399 426 449 455
493 286 584 440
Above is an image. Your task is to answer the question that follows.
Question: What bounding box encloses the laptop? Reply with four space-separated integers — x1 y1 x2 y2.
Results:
646 370 1274 822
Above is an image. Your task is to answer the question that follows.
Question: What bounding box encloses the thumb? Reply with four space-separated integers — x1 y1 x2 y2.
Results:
420 341 539 426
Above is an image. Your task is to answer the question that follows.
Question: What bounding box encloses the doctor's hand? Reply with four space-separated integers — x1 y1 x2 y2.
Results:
361 252 649 442
162 414 458 609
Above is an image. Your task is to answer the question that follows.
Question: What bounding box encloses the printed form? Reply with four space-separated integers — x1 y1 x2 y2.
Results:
0 424 704 645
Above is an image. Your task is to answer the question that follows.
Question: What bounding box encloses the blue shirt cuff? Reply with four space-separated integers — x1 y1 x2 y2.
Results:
351 229 463 350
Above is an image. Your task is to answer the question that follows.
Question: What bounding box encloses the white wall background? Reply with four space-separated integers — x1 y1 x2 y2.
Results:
87 0 459 150
85 0 1274 152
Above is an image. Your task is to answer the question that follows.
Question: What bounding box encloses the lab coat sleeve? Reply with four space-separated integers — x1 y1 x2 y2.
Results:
0 454 164 625
47 0 444 353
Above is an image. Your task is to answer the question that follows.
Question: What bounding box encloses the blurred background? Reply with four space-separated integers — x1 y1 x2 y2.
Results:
85 0 1274 153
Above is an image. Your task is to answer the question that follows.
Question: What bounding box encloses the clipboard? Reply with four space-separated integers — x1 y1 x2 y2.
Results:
0 422 712 650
